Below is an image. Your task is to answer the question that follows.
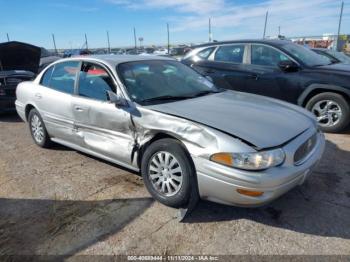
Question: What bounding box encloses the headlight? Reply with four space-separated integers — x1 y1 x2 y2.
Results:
210 148 285 171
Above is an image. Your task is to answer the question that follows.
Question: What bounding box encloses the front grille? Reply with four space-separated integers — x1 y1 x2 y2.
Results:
294 133 317 165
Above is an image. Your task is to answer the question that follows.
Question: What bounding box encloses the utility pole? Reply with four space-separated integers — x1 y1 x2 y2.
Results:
85 33 88 50
209 18 212 42
52 34 57 55
133 27 137 51
167 23 170 54
278 26 280 36
336 1 344 51
107 30 111 53
263 11 268 39
6 33 10 42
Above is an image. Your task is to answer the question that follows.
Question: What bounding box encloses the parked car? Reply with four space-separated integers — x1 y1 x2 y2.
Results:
182 40 350 133
0 41 40 113
312 48 350 65
39 47 60 73
16 55 325 208
63 49 92 58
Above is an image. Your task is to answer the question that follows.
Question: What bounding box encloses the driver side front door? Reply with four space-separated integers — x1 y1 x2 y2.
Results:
72 61 135 166
244 44 300 102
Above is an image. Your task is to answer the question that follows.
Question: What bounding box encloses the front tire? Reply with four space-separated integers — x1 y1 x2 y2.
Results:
141 138 194 208
306 92 350 133
28 108 52 148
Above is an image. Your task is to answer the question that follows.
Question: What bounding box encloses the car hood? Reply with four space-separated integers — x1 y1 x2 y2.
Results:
0 41 41 73
147 91 313 149
314 63 350 74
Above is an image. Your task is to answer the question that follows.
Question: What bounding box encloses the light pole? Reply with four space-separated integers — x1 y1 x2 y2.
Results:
263 11 268 39
209 18 212 42
167 23 170 54
52 34 57 55
107 31 111 53
84 33 88 50
138 37 144 48
133 27 137 51
336 1 344 51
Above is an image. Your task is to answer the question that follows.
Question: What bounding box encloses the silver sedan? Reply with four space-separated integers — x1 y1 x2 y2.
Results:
15 55 325 208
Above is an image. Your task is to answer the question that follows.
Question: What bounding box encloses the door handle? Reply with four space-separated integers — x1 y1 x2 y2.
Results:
74 106 85 112
35 93 42 99
249 74 259 80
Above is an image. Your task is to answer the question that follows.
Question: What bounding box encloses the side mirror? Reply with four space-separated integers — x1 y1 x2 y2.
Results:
278 60 299 72
107 91 128 107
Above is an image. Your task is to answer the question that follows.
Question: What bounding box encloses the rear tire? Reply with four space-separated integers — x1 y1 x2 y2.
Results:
28 108 52 148
141 138 194 208
306 92 350 133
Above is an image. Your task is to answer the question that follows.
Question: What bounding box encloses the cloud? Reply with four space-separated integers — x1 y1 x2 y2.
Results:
106 0 350 40
50 3 99 12
105 0 226 14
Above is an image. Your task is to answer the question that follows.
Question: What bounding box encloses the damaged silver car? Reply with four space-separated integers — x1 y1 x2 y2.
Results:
16 55 325 208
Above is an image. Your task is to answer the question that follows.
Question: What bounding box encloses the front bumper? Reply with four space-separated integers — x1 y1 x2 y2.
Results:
194 128 325 207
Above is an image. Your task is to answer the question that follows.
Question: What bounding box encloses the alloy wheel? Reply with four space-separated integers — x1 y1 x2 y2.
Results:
311 100 342 127
31 114 44 143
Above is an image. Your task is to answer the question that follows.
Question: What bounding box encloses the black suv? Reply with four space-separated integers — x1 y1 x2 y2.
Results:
182 40 350 132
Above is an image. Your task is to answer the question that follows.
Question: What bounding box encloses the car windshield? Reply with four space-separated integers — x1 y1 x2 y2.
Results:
282 43 332 67
117 60 222 105
326 50 350 64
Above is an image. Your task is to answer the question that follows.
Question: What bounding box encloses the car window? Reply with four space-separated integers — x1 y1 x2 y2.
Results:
40 66 54 86
118 60 218 104
197 47 215 59
48 61 80 94
214 45 245 63
282 43 331 67
251 45 290 67
78 62 115 101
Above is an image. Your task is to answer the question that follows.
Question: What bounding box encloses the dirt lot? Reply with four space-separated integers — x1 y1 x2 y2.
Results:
0 113 349 257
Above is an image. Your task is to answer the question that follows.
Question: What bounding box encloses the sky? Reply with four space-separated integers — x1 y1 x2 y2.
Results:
0 0 349 49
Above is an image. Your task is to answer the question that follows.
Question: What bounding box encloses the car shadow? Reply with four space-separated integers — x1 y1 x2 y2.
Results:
184 139 350 239
0 197 154 257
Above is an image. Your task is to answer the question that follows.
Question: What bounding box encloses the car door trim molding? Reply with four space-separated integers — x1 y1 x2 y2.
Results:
51 137 139 172
74 121 132 140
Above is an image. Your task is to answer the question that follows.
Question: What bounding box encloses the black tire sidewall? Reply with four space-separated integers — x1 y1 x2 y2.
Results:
141 138 193 208
306 92 350 133
28 109 51 148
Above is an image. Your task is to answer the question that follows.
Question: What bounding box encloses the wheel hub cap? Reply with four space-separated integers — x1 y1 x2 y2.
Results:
148 151 183 197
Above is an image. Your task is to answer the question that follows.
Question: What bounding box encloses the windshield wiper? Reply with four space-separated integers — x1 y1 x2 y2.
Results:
189 89 224 98
140 95 191 103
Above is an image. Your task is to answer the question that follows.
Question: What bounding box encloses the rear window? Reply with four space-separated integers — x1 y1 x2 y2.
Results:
44 61 80 94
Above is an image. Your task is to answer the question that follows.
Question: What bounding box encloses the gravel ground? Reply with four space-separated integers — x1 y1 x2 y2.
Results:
0 113 349 257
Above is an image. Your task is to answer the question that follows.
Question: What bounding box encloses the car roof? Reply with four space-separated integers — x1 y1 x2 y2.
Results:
58 54 174 68
90 54 173 66
312 48 328 51
191 39 292 49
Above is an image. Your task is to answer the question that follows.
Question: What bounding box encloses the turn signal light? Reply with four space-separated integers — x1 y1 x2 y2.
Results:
210 153 233 166
237 189 264 197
